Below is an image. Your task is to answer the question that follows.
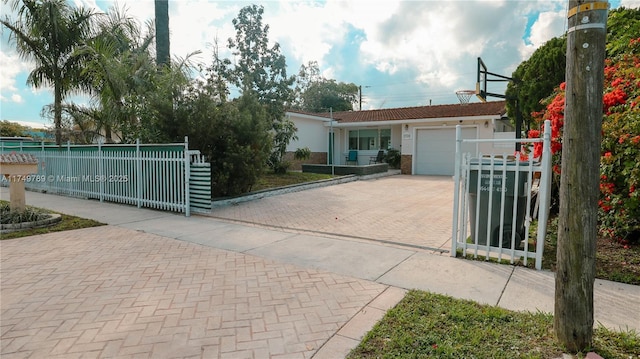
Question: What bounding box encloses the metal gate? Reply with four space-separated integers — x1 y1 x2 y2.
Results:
451 120 552 270
1 138 211 216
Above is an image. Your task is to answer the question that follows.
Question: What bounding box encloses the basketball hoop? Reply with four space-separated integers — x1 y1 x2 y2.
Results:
456 90 476 105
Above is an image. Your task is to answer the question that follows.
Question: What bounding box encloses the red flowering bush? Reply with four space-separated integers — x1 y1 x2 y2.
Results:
526 38 640 245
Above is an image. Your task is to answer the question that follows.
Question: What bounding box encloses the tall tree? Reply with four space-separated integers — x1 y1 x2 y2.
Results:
154 0 170 67
76 6 157 143
224 5 296 172
176 48 272 197
293 61 359 112
506 36 566 131
0 120 28 137
606 6 640 58
506 7 640 131
555 0 607 352
1 0 97 145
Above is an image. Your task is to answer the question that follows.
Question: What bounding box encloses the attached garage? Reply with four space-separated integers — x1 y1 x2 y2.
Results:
414 127 478 176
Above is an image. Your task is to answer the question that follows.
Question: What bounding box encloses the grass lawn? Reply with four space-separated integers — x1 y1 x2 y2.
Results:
347 291 640 359
250 171 336 192
1 200 105 240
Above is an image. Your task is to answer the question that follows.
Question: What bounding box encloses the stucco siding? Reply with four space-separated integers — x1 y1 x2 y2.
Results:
287 115 329 152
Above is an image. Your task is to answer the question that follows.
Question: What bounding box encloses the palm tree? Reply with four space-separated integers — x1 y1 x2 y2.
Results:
77 7 156 143
1 0 97 145
75 6 195 143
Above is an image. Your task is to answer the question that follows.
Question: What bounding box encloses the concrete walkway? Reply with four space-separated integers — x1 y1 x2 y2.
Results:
1 178 639 358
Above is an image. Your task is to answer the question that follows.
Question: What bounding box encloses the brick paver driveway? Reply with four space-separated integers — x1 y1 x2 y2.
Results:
1 227 387 358
210 175 455 252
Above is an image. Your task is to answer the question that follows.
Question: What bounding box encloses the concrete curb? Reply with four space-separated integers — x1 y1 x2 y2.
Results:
0 213 62 233
211 170 400 208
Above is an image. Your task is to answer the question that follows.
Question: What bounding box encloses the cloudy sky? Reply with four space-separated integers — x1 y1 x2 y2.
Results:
1 0 639 129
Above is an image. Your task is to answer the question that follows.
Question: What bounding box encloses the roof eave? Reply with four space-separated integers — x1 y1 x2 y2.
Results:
325 114 505 127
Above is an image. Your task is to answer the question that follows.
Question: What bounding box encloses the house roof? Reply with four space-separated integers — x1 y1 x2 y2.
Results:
288 101 507 123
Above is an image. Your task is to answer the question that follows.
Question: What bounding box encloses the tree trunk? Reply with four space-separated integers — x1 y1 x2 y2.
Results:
555 0 608 352
154 0 170 67
54 77 63 146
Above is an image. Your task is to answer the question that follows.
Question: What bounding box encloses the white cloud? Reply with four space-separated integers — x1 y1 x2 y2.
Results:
267 1 354 68
621 0 640 8
2 0 618 117
14 120 48 129
529 11 566 48
0 50 31 103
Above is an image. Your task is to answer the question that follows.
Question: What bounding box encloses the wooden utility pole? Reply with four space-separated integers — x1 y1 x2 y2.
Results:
555 0 608 352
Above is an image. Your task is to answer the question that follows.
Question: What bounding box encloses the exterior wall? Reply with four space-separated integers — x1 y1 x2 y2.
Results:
491 132 516 155
476 121 495 155
390 124 403 152
287 115 329 152
283 151 327 171
401 154 412 175
401 124 413 156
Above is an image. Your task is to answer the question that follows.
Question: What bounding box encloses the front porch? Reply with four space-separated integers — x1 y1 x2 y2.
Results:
301 163 389 176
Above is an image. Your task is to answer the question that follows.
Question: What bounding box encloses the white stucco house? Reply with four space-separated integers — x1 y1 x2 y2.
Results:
285 100 513 176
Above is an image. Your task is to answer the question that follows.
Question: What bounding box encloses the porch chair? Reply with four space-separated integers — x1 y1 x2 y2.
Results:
369 150 385 164
345 150 358 165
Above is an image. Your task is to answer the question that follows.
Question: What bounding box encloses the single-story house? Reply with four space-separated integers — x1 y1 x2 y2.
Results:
285 100 513 176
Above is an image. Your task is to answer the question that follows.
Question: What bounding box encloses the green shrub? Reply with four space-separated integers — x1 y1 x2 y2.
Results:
175 77 272 198
0 202 49 224
294 147 311 161
525 37 640 245
599 40 640 245
384 148 401 169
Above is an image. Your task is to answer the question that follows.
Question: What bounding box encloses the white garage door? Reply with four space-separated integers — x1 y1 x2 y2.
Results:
414 127 477 175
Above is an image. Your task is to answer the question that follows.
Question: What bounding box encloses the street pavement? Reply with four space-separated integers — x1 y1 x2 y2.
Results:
1 175 639 358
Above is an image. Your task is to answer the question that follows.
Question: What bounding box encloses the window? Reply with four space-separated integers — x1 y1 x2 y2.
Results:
348 128 392 150
380 129 391 150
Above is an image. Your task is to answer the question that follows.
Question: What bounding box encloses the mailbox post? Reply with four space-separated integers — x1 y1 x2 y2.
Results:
0 153 39 212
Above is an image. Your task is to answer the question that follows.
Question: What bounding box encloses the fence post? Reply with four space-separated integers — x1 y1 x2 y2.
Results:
98 140 104 202
184 136 191 217
136 139 142 208
451 125 462 257
535 120 553 269
66 141 71 194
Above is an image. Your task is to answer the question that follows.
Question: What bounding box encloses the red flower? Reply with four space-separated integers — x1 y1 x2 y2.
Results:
515 151 529 162
619 134 629 144
528 129 540 139
600 182 615 194
611 77 625 87
603 88 628 113
533 142 543 159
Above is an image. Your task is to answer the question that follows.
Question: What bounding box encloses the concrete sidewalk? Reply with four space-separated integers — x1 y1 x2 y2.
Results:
1 187 639 358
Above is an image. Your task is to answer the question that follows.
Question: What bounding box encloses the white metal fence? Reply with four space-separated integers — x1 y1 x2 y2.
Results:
0 138 211 216
451 120 552 270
